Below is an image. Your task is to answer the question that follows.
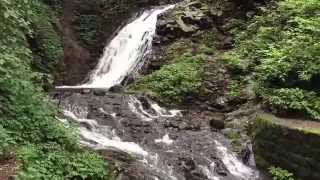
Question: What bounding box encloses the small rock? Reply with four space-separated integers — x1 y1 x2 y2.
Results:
93 89 107 96
82 89 91 94
178 122 188 130
109 85 123 92
210 119 225 130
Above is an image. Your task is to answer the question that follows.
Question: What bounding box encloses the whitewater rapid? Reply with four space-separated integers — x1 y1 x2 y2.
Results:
55 4 260 180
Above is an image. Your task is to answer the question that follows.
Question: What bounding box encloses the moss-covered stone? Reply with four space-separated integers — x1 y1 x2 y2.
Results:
252 114 320 180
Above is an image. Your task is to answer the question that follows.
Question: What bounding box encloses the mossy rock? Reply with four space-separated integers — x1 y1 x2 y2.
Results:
252 114 320 180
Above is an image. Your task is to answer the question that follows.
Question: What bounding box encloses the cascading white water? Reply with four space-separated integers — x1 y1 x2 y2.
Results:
57 5 174 90
60 101 181 180
61 104 148 156
128 95 182 121
214 140 259 180
55 3 261 179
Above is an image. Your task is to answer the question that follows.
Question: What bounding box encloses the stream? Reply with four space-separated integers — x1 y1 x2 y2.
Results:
55 5 261 180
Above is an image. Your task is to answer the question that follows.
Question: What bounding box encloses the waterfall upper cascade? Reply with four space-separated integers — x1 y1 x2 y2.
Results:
57 5 174 90
55 4 261 180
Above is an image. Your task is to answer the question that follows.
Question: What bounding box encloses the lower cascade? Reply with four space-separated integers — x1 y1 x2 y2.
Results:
55 5 261 180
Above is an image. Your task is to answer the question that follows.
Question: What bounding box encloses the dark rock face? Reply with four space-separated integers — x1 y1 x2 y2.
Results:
210 113 226 130
156 1 214 42
252 115 320 180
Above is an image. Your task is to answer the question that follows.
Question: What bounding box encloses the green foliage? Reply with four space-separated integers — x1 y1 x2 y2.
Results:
200 30 218 48
42 0 63 15
269 166 295 180
16 145 108 180
260 88 320 119
29 2 63 89
0 0 109 178
0 126 15 158
98 0 133 13
132 55 203 103
226 80 243 98
222 0 320 119
75 14 99 46
220 53 247 75
223 129 242 151
199 45 215 55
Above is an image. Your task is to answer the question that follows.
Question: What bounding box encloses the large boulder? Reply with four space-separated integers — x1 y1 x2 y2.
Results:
252 114 320 180
156 0 213 41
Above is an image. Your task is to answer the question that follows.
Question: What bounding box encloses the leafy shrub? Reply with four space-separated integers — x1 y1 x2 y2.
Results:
16 145 108 180
220 52 248 73
0 126 15 158
0 0 109 178
29 2 63 89
132 55 203 103
269 166 295 180
222 0 320 119
42 0 63 15
226 80 243 98
260 88 320 119
75 14 99 46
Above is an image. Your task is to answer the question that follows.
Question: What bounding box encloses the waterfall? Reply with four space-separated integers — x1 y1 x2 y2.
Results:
55 4 261 180
57 5 174 90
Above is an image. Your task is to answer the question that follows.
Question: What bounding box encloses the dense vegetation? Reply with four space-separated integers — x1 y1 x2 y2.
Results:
222 0 320 120
131 55 203 104
269 166 295 180
0 0 108 178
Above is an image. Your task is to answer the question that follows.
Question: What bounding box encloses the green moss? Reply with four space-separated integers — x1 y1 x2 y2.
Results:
200 30 218 48
223 129 242 152
253 114 320 179
199 45 215 55
302 128 320 135
226 80 243 98
163 39 198 61
219 52 248 74
130 55 204 104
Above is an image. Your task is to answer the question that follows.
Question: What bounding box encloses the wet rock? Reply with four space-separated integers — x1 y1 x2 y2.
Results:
240 144 251 165
215 161 229 176
209 113 225 129
180 157 196 171
82 89 91 94
109 85 124 93
221 36 234 49
121 75 135 86
156 0 213 42
253 114 320 180
137 96 152 110
210 117 225 130
178 122 189 130
93 89 108 96
58 93 261 180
